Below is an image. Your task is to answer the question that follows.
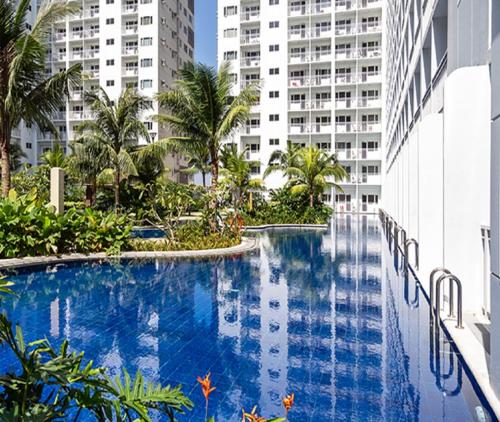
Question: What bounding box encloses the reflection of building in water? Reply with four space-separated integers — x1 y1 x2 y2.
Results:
328 215 384 419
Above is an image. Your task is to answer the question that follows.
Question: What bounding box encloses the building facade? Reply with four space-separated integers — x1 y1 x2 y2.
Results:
19 0 194 180
217 0 383 213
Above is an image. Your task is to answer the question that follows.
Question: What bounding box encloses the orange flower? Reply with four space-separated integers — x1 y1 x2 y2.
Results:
242 406 267 422
282 393 294 413
197 372 216 401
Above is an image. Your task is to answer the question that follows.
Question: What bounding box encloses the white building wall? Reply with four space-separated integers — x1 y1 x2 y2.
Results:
218 0 384 213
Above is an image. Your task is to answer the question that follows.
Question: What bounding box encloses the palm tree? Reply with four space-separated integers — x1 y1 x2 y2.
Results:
264 140 301 179
154 62 259 204
4 141 27 173
220 144 263 213
76 87 151 210
67 138 108 206
286 146 348 208
41 142 66 168
0 0 81 196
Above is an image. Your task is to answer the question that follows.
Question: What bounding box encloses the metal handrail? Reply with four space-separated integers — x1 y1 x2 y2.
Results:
435 273 464 329
404 238 419 276
429 268 451 317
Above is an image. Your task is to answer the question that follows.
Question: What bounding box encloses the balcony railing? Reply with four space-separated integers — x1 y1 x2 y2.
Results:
288 76 331 87
240 57 261 67
122 67 139 76
240 35 260 45
122 4 138 13
240 10 260 22
288 2 332 16
122 46 138 55
243 124 260 135
83 9 99 18
122 25 138 34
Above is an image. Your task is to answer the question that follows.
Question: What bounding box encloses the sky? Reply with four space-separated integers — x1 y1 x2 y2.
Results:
194 0 217 67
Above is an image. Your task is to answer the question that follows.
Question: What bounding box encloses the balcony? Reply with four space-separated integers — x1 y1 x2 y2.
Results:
55 52 67 61
358 96 381 108
122 4 138 13
85 70 99 79
310 51 332 62
85 50 99 59
243 124 260 135
359 148 381 160
310 99 332 110
359 71 382 83
122 67 138 77
335 73 356 84
52 33 66 42
70 51 84 60
310 28 332 39
335 24 355 36
84 9 99 18
311 123 332 134
122 25 138 35
70 31 84 40
335 99 354 109
122 46 138 56
310 75 331 86
241 35 260 45
85 29 100 39
359 174 381 185
336 149 356 160
52 112 66 121
69 111 91 120
288 5 307 17
335 48 355 60
240 10 260 22
358 46 382 59
335 122 354 133
288 2 332 16
289 77 307 88
288 29 308 41
358 122 381 132
71 91 84 101
288 124 308 135
335 0 353 11
240 57 261 68
241 79 259 89
289 52 309 64
358 0 382 9
359 23 382 34
289 100 307 111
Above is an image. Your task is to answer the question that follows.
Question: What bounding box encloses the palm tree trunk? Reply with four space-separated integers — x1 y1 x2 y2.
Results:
202 172 206 188
309 192 314 208
85 184 93 207
1 124 11 198
114 170 120 211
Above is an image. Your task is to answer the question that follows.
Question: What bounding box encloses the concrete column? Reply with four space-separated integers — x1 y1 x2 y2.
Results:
489 0 500 398
50 167 64 215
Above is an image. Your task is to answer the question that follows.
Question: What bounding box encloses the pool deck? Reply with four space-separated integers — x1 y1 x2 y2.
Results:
443 315 500 418
0 236 259 270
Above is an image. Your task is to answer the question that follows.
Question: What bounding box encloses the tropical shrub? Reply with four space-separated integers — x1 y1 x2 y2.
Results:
242 187 333 226
0 279 193 421
0 191 131 258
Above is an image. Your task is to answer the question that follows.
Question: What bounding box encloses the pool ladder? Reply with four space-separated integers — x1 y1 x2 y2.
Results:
379 210 464 396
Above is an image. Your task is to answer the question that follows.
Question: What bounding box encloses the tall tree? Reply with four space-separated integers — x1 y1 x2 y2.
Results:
153 62 259 206
264 140 302 179
76 88 151 210
0 0 81 196
40 142 66 168
285 146 348 208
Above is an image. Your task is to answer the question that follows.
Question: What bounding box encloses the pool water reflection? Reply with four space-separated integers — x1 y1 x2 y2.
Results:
1 216 495 421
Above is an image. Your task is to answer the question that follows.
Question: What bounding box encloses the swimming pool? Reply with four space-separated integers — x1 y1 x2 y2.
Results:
0 216 495 421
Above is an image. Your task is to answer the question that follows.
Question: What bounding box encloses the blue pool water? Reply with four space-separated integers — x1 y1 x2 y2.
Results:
0 216 496 421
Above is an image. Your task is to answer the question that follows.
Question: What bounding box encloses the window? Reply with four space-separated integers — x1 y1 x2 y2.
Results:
269 21 279 28
106 59 114 66
106 38 114 45
106 80 114 86
145 121 153 130
269 44 279 52
141 58 153 67
269 91 279 98
224 28 237 38
140 79 153 89
229 73 238 83
224 5 237 16
250 165 260 175
269 114 279 121
269 138 279 146
224 50 237 60
269 0 279 4
26 142 32 149
105 0 113 3
106 18 114 24
141 16 153 25
249 143 260 152
140 37 153 46
269 67 279 75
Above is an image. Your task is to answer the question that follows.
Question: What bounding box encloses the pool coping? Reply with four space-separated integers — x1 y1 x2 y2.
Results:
0 236 259 270
443 317 500 418
243 223 328 231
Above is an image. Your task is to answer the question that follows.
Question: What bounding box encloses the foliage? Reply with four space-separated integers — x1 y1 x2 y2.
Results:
0 281 193 421
129 220 241 252
11 164 50 201
285 147 348 208
152 62 259 218
76 87 151 209
0 141 27 173
220 144 263 213
40 142 66 168
0 0 81 196
264 140 301 179
242 186 333 226
0 191 132 258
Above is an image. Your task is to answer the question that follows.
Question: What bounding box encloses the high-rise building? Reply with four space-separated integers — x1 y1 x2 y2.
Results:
217 0 383 213
19 0 194 180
